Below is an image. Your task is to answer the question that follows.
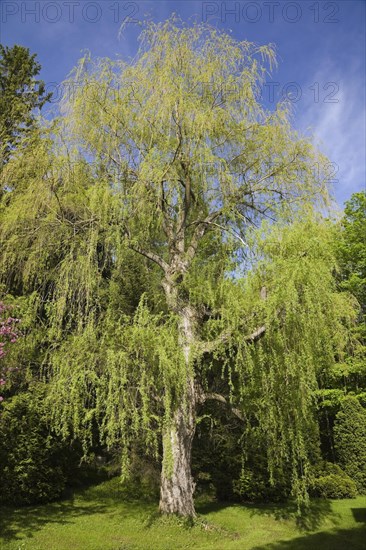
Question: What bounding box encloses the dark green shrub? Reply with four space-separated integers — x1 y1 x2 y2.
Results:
232 467 291 503
310 474 357 499
334 396 366 493
0 391 69 505
309 461 357 499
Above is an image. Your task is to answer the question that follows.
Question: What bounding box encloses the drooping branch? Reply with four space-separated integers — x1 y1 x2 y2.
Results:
199 286 267 354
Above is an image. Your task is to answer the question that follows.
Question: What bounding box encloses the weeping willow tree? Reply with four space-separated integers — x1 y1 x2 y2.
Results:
0 19 357 517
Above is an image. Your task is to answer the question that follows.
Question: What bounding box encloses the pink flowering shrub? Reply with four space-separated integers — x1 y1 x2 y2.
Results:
0 301 20 402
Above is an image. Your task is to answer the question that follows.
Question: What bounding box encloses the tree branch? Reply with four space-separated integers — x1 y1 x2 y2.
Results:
189 219 248 247
199 324 266 355
200 392 245 422
184 210 222 268
199 287 267 354
128 243 169 273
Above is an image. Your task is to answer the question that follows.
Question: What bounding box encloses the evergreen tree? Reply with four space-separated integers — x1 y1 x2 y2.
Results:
334 396 366 493
0 44 52 165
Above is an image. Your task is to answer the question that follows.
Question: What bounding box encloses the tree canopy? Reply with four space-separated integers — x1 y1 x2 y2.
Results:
0 19 359 516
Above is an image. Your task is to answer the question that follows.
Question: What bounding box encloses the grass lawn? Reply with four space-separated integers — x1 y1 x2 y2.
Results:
0 478 365 550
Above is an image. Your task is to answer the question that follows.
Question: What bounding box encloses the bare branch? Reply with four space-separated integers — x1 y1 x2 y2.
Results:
189 219 248 247
245 324 266 342
249 154 299 189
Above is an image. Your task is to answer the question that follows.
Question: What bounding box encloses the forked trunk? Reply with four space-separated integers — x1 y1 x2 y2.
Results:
159 303 197 517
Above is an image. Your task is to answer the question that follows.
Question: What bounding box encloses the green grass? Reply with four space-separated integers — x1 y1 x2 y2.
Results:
0 479 365 550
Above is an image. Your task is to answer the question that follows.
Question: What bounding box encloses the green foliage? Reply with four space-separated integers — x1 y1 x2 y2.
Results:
337 192 366 310
228 217 355 505
193 404 292 503
334 396 366 493
0 44 52 165
309 462 357 499
45 297 186 476
315 389 346 410
0 389 68 505
192 403 244 501
331 192 366 391
0 19 358 511
313 194 366 467
310 474 357 500
233 467 291 503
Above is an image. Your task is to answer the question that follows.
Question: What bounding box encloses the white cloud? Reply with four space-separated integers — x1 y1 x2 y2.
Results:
294 61 365 205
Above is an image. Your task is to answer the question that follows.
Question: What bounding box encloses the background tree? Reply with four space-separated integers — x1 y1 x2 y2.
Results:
0 19 357 517
337 191 366 312
315 192 366 480
336 191 366 377
0 44 52 166
334 396 366 493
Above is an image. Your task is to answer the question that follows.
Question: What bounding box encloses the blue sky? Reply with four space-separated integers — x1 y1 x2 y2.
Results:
1 0 365 206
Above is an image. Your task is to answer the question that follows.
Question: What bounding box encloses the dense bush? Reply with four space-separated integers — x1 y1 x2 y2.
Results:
0 390 72 505
311 474 357 499
334 396 366 493
232 467 291 503
309 462 357 499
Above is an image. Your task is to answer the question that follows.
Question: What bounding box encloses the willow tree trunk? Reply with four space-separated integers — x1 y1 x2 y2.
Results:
159 304 197 517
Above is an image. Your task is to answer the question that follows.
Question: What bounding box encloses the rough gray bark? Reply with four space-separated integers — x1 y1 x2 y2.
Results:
159 389 196 516
159 299 197 517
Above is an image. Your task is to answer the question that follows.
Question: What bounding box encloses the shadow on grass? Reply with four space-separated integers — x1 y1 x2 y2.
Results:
0 477 157 543
0 499 109 542
195 498 337 531
351 508 366 523
251 524 366 550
